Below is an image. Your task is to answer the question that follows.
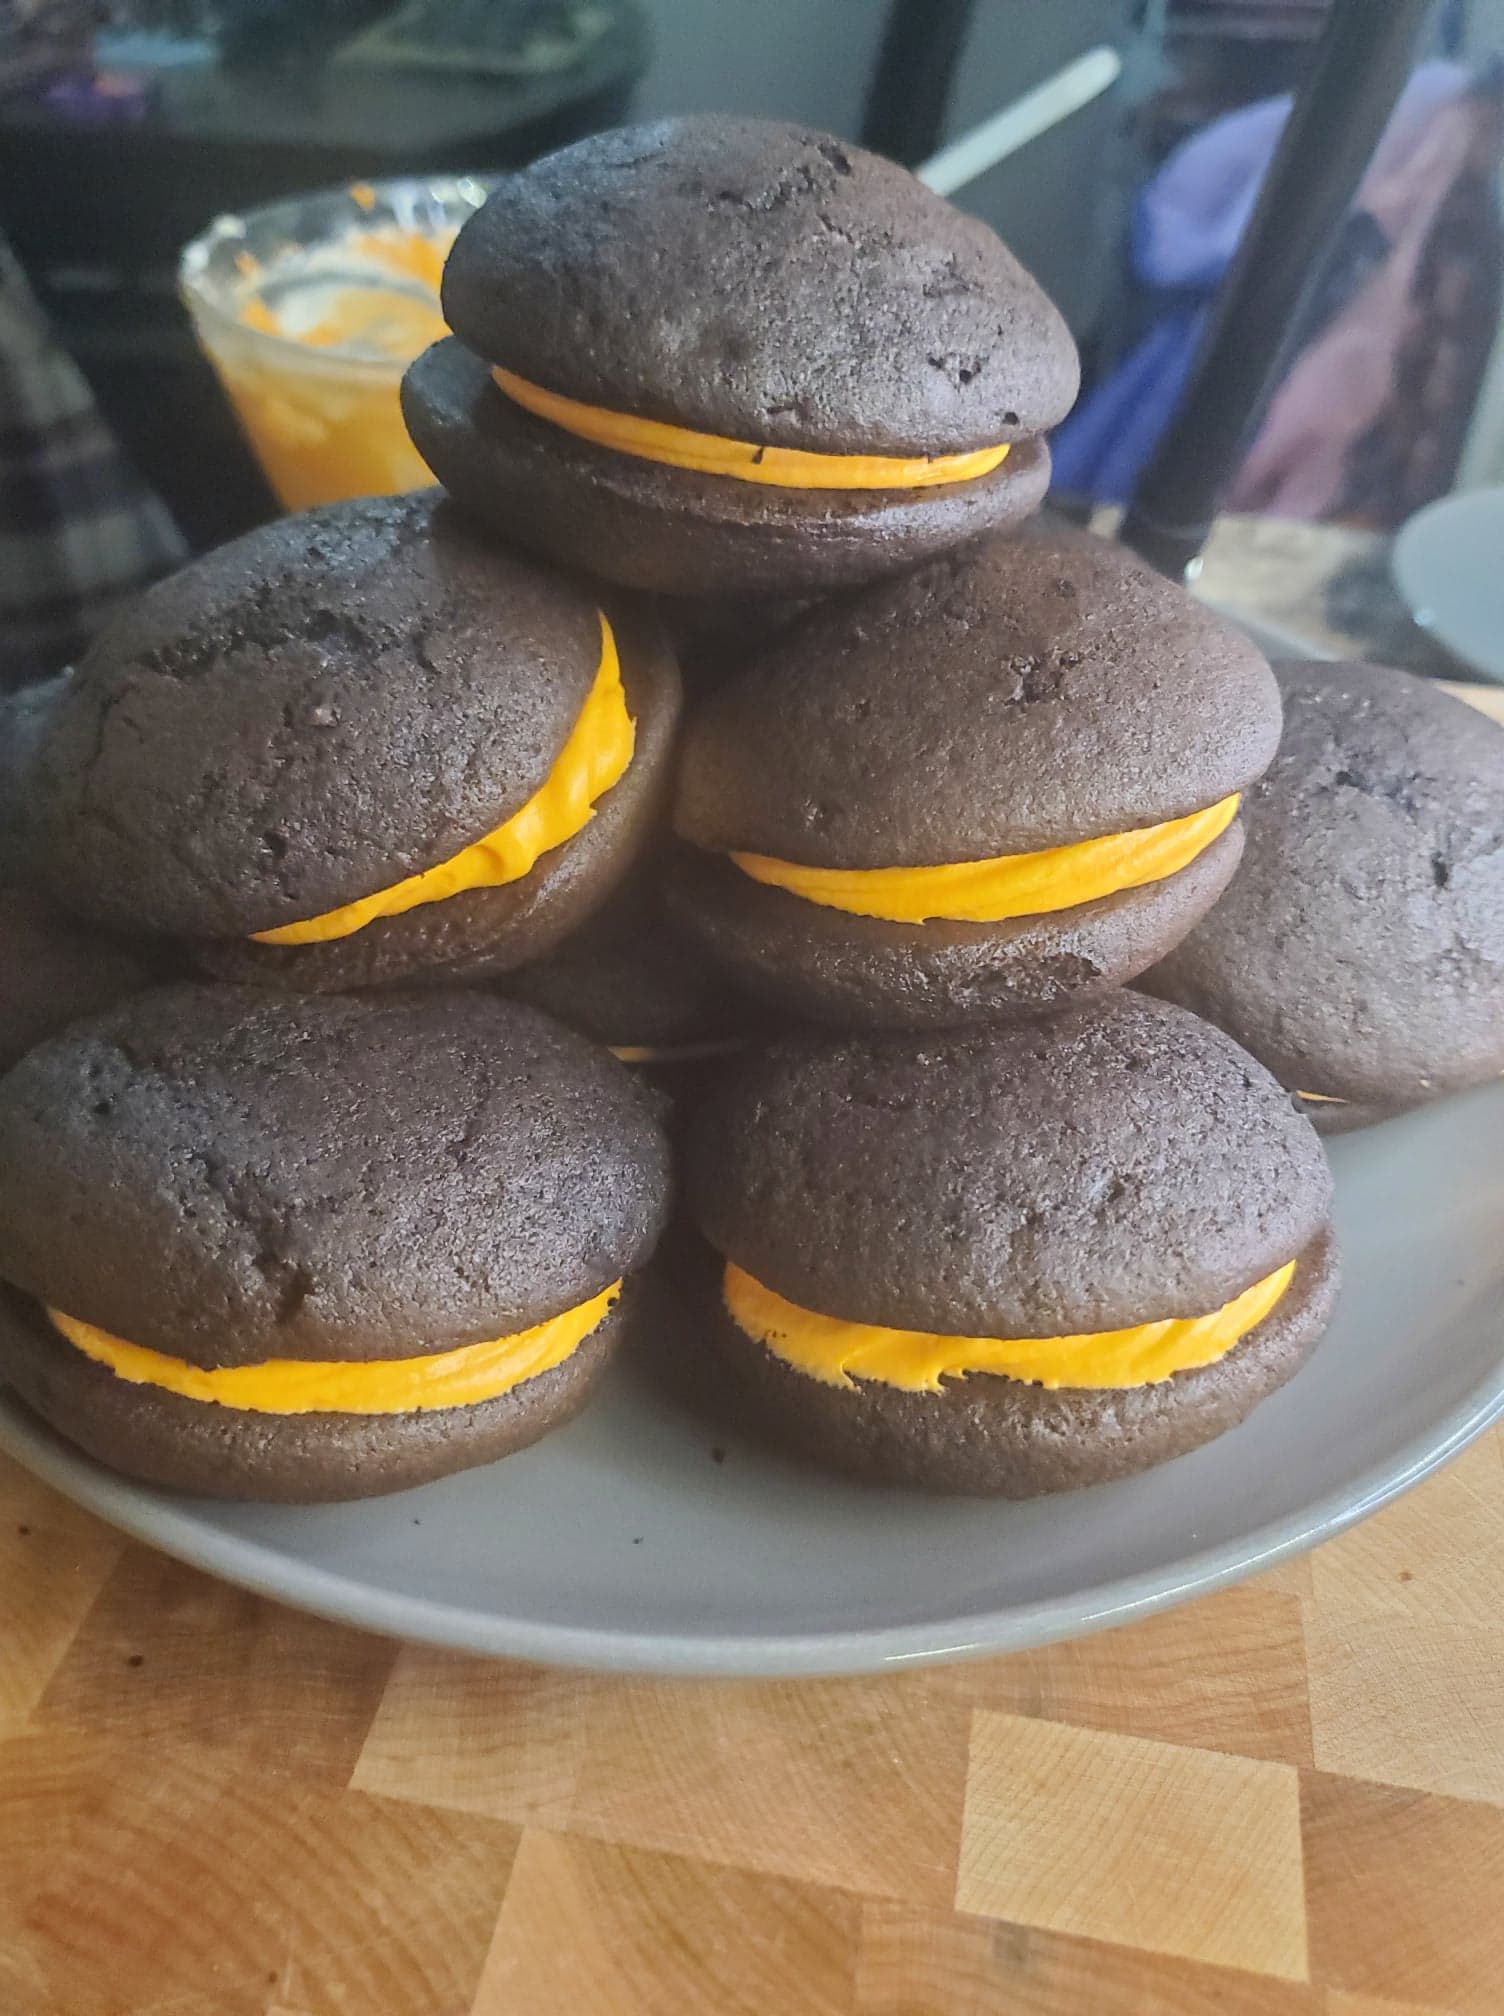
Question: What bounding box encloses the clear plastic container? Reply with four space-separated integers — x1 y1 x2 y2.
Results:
180 176 490 511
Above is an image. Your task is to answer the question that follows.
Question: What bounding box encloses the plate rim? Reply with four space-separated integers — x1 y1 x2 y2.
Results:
4 1327 1502 1678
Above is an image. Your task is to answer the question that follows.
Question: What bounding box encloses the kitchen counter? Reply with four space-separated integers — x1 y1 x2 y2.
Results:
4 1417 1504 2013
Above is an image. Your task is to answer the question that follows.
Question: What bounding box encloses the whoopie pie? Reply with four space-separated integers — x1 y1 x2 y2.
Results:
31 493 680 990
0 887 162 1074
0 987 671 1501
403 116 1078 597
1145 660 1504 1130
503 851 753 1069
2 677 163 1071
668 531 1281 1028
684 993 1339 1496
1 672 65 879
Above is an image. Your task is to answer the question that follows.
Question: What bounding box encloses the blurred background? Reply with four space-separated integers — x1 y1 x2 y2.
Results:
3 0 1503 685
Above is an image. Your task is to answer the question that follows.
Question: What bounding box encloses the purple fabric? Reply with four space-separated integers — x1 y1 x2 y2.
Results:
1049 309 1206 506
1052 63 1474 506
1133 94 1290 292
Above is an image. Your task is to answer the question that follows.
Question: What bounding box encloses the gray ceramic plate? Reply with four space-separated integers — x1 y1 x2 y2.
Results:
1392 486 1504 683
2 1080 1502 1675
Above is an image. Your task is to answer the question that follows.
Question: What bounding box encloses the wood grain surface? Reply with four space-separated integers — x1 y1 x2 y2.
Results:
2 1420 1502 2015
1 681 1500 2014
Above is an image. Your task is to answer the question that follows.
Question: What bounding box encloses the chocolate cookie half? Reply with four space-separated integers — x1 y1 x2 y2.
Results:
0 987 671 1500
403 117 1076 596
668 532 1280 1028
1143 661 1504 1129
32 493 680 990
682 993 1338 1495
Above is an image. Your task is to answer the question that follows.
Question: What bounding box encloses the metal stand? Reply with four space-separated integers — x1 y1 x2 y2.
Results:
860 0 978 167
1119 0 1434 580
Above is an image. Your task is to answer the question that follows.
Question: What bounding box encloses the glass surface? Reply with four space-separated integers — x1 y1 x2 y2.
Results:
179 176 490 510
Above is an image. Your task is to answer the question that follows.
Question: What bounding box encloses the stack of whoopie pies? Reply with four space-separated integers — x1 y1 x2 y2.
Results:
13 111 1488 1512
0 489 685 1502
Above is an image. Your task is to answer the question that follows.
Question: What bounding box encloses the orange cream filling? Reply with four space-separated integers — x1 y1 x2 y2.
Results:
47 1282 620 1416
609 1040 744 1066
490 366 1011 490
252 613 632 946
726 794 1240 925
722 1259 1295 1393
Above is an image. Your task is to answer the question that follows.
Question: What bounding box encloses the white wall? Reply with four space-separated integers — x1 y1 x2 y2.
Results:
633 0 888 136
942 0 1125 332
1464 0 1504 55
